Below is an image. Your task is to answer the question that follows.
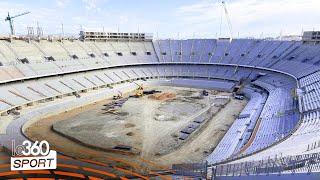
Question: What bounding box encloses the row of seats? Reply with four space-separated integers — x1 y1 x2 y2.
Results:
0 67 150 114
153 39 320 78
207 87 268 163
219 71 320 164
1 38 320 84
243 77 298 154
0 40 157 65
300 71 320 87
0 64 263 114
0 81 157 179
299 71 320 112
4 38 320 166
302 90 320 111
232 110 320 163
0 59 303 165
208 74 299 163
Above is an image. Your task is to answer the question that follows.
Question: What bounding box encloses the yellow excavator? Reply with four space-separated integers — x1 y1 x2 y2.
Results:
133 82 144 98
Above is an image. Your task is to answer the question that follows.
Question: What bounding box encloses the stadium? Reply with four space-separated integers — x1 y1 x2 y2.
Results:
0 0 320 179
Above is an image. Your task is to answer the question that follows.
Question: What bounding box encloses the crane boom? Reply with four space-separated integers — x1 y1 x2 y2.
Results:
11 11 30 19
221 1 233 39
5 11 30 35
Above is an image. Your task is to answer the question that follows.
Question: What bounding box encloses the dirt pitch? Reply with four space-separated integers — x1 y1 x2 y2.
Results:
25 86 247 170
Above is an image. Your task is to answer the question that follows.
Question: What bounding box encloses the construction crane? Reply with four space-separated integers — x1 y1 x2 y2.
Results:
5 11 30 35
221 1 233 40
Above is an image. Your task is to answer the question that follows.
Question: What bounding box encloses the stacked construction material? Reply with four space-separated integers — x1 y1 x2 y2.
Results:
101 98 128 115
179 116 206 140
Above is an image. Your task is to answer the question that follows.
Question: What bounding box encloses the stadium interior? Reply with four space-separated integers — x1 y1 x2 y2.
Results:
0 29 320 179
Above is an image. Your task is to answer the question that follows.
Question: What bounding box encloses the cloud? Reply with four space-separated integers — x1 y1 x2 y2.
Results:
175 0 320 37
82 0 102 10
0 0 319 38
56 0 71 8
119 15 129 25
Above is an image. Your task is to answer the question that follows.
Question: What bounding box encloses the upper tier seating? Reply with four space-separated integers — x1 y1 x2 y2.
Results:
1 38 320 83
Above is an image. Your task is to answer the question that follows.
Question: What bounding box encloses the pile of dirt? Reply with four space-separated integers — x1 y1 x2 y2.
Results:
124 123 136 128
148 92 176 101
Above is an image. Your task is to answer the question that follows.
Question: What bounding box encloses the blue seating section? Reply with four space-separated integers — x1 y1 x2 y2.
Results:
207 87 268 163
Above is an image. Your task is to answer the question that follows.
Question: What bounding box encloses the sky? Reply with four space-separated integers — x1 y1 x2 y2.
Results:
0 0 319 39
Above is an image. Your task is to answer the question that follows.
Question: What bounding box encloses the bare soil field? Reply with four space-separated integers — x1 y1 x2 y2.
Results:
25 86 247 169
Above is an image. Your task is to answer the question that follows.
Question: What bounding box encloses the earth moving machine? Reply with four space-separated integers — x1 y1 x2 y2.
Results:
132 82 144 98
113 91 123 100
202 90 209 96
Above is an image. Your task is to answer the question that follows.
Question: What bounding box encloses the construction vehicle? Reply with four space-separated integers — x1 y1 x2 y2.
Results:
113 91 123 100
5 11 30 35
202 90 209 96
135 85 144 97
132 82 144 98
234 94 245 100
